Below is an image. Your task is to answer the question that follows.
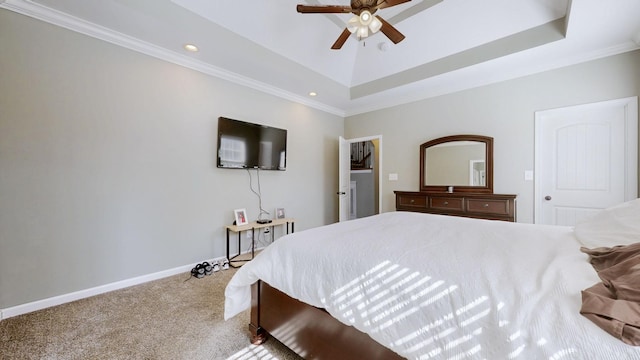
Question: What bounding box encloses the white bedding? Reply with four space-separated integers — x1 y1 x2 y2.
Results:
224 211 640 359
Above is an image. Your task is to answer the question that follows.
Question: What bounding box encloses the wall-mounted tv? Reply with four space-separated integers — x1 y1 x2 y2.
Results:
217 117 287 170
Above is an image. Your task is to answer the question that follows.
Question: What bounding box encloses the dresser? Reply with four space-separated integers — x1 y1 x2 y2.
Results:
395 191 517 222
397 134 517 222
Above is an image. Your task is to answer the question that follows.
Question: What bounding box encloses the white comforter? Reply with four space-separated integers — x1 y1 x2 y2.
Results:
224 212 640 359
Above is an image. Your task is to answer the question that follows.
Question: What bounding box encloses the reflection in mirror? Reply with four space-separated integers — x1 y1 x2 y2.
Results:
420 135 493 193
470 159 486 186
425 141 486 186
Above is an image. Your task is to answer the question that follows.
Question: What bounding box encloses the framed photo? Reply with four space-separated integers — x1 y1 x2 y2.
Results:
234 208 249 226
275 208 285 219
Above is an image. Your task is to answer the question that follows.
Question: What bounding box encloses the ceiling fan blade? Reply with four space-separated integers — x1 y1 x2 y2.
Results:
376 0 411 10
377 16 405 44
331 28 352 50
297 5 352 13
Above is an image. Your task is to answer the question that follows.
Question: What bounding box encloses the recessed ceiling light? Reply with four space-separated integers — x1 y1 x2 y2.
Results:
184 44 199 52
309 92 317 97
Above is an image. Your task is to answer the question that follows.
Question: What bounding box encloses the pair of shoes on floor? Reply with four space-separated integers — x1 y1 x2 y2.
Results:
209 258 230 272
191 261 213 279
190 258 230 278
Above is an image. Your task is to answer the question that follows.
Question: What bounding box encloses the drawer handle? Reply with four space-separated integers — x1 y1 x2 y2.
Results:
410 199 415 204
483 203 489 207
443 201 449 205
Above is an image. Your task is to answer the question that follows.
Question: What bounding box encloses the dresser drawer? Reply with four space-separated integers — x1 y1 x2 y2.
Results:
395 191 516 222
429 197 464 211
466 198 511 216
397 194 427 208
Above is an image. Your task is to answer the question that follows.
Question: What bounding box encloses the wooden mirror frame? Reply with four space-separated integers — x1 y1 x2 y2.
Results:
419 134 494 193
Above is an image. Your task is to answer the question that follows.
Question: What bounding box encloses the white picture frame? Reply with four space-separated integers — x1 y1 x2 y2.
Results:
275 208 285 219
234 208 249 226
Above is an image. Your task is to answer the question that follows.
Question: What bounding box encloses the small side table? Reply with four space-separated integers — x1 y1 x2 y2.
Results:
225 218 295 267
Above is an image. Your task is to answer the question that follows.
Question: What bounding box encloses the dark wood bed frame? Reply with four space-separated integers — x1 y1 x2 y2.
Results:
250 280 404 360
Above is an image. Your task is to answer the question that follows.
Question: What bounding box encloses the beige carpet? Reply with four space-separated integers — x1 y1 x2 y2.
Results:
0 266 303 360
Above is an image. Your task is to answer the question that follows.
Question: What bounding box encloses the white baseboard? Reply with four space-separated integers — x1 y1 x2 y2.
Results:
0 256 227 321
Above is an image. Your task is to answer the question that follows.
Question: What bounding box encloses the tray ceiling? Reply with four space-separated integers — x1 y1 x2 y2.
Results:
2 0 639 116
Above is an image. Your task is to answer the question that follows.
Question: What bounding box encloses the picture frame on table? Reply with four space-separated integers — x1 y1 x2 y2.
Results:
275 208 285 219
234 208 249 226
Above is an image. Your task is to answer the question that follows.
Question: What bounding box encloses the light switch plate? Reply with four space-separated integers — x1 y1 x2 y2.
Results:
524 170 534 181
388 173 398 181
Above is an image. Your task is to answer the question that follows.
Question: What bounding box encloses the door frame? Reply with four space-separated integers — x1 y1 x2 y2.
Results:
533 97 638 224
339 135 383 221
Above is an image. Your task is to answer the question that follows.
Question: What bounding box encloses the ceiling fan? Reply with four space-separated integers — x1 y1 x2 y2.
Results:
297 0 411 49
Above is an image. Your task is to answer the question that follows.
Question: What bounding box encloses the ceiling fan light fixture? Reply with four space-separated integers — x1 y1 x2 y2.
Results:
359 10 372 25
357 26 369 39
369 16 383 34
347 10 382 40
347 15 360 33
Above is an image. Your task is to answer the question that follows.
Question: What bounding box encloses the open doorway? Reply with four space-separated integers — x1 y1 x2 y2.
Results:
350 140 379 219
339 136 382 221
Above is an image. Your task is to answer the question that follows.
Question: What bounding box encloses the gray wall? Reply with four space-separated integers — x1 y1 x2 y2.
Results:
345 50 640 223
0 10 343 309
2 7 639 311
351 171 375 218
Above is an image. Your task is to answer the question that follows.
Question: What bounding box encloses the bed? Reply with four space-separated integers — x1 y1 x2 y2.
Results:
224 200 640 359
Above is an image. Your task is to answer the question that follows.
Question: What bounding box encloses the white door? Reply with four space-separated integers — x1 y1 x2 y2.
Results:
535 97 638 225
338 136 350 222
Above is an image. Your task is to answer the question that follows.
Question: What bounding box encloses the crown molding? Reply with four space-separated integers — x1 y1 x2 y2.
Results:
0 0 345 117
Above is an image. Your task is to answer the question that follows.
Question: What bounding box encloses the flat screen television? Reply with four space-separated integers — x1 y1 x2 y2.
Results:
217 117 287 170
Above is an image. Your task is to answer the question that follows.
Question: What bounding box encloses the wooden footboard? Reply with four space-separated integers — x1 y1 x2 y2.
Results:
250 280 404 360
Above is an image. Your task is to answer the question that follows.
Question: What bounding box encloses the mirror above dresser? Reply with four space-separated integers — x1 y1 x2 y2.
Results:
396 134 517 222
421 134 493 193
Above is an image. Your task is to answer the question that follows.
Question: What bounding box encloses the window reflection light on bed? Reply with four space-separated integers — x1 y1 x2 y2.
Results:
322 260 578 359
